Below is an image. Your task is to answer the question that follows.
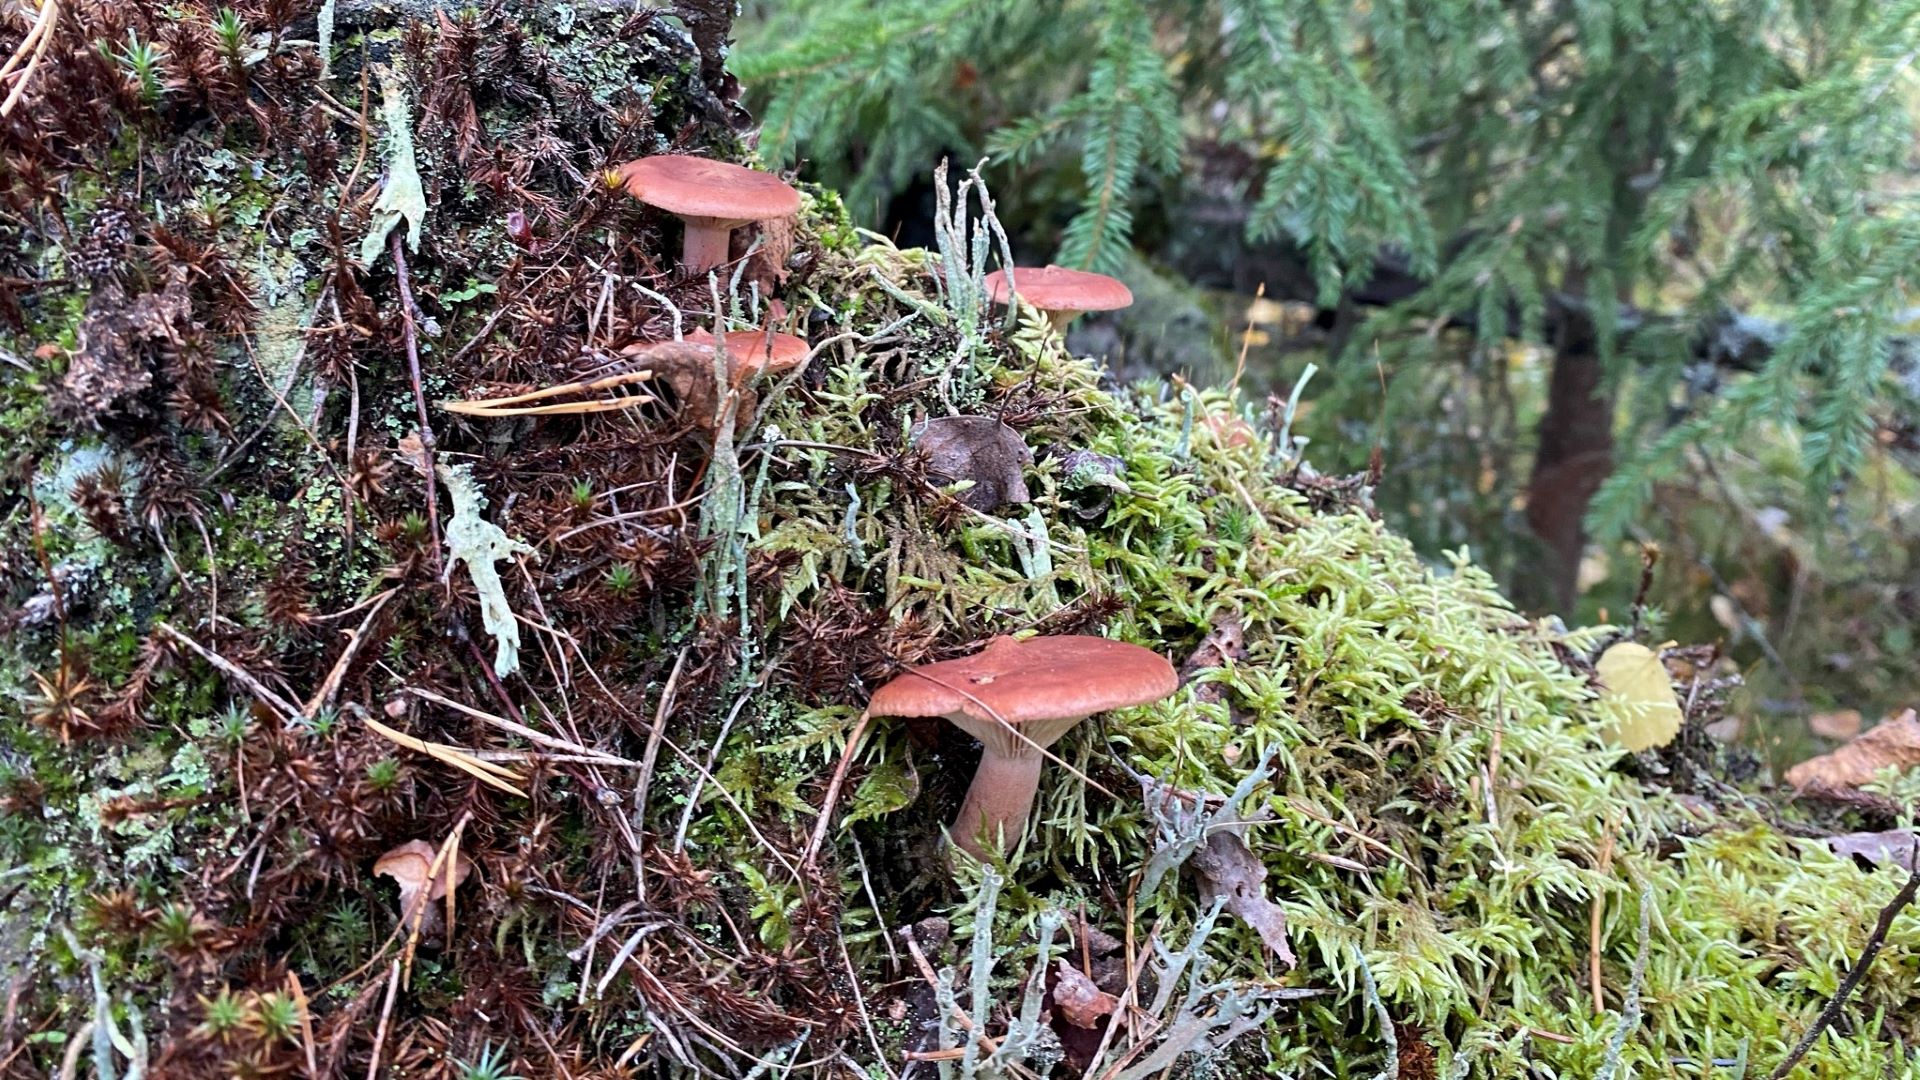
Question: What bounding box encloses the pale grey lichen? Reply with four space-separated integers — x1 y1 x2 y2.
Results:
359 66 427 266
439 464 534 677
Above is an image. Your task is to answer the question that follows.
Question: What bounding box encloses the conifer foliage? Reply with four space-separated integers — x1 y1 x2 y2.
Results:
741 0 1920 587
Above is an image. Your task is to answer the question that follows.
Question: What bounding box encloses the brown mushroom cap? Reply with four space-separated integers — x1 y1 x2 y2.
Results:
619 155 801 226
373 840 471 904
869 634 1176 754
684 328 812 373
982 266 1134 315
619 330 811 430
869 634 1176 859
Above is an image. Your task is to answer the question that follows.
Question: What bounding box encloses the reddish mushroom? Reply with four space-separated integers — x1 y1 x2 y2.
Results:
373 840 471 935
982 265 1134 334
618 155 801 275
867 635 1177 861
620 328 811 430
683 327 812 372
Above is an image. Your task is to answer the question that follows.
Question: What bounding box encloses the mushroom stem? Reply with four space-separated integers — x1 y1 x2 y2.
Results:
1046 310 1078 336
678 215 740 274
951 750 1047 860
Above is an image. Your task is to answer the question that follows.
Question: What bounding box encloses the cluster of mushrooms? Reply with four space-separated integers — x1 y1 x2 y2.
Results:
401 154 1174 916
612 156 1140 429
618 157 1175 862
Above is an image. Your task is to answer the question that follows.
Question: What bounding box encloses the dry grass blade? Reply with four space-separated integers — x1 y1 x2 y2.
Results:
285 972 317 1076
442 370 656 416
303 588 397 718
360 709 529 797
403 685 641 766
0 0 57 117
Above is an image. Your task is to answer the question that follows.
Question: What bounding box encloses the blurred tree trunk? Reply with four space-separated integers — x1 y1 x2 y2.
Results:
1521 316 1613 613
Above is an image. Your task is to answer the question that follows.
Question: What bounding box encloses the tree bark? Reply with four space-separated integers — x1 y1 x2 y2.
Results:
1522 327 1614 613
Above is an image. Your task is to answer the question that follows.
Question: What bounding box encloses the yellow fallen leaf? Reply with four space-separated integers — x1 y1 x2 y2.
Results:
1596 641 1683 752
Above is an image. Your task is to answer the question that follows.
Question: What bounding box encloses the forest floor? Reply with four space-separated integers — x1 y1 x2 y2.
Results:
3 5 1920 1079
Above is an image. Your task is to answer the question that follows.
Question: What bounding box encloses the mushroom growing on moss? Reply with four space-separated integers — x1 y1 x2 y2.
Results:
373 840 471 936
983 265 1134 334
684 327 812 371
620 327 811 430
867 635 1177 861
618 155 801 275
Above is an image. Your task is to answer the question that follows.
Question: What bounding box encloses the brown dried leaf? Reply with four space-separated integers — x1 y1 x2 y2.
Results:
395 432 432 479
1052 960 1118 1029
1188 820 1296 968
1785 709 1920 790
1809 708 1864 741
1825 830 1920 872
912 416 1032 512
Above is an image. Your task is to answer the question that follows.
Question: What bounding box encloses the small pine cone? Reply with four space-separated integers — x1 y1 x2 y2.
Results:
70 467 131 545
70 207 134 284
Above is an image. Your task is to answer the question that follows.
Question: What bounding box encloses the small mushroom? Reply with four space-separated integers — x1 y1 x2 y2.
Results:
867 635 1177 861
618 155 801 275
373 840 471 936
621 328 811 430
683 327 812 372
983 265 1134 334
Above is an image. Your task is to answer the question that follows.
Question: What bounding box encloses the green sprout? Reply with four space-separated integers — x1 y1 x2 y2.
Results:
111 30 166 104
151 903 201 953
401 511 429 540
365 758 402 790
196 988 247 1040
249 992 301 1043
455 1043 524 1080
212 8 246 61
569 480 595 509
216 703 252 746
603 563 637 597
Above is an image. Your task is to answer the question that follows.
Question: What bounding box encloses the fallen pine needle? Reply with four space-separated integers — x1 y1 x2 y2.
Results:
443 370 656 416
360 709 528 797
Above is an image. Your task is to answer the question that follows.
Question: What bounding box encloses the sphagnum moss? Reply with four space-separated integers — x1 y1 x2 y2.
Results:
1 6 1917 1080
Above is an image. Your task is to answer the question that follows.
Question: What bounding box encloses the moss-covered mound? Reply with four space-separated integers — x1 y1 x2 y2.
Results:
2 5 1917 1079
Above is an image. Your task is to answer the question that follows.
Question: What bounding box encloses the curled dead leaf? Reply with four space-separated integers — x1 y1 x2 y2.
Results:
1786 709 1920 790
1052 960 1119 1029
912 415 1032 512
1824 829 1920 873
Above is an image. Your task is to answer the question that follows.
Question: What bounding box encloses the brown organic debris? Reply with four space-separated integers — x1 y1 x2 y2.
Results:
1785 709 1920 791
912 415 1032 512
1188 815 1296 968
1052 960 1119 1028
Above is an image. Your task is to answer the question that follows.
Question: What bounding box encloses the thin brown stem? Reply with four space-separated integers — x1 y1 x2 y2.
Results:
1768 859 1920 1079
391 232 443 570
